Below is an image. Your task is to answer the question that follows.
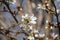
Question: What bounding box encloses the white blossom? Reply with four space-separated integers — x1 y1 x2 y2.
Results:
33 29 39 33
57 9 60 13
30 16 37 21
25 14 29 17
29 21 36 24
45 26 48 29
46 37 48 40
28 36 35 40
46 20 48 23
29 25 33 30
54 34 58 38
39 34 45 38
46 4 49 6
37 4 42 9
22 14 28 18
22 14 37 24
50 26 53 29
52 33 58 38
35 34 39 37
12 0 16 4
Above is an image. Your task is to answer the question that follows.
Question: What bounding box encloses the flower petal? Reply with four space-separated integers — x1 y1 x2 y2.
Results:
22 16 25 18
35 34 39 37
29 26 33 30
28 36 34 40
29 21 36 24
33 29 38 33
25 14 28 17
31 17 37 21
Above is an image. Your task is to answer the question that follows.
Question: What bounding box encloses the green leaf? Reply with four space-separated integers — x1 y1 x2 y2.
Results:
24 18 29 23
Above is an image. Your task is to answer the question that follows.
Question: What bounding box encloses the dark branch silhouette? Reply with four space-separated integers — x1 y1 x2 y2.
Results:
0 0 18 23
51 0 60 38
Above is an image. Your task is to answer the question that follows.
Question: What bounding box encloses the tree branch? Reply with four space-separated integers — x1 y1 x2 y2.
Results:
0 0 18 23
51 0 60 38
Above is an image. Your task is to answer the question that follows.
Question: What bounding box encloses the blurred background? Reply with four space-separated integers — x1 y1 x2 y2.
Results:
0 0 60 40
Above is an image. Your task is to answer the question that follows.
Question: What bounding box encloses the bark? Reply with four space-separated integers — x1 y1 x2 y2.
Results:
42 0 53 39
37 9 43 30
25 0 33 14
45 13 53 37
16 0 21 7
30 0 44 30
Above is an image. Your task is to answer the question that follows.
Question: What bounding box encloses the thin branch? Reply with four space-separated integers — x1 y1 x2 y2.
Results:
51 0 60 38
0 0 18 23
